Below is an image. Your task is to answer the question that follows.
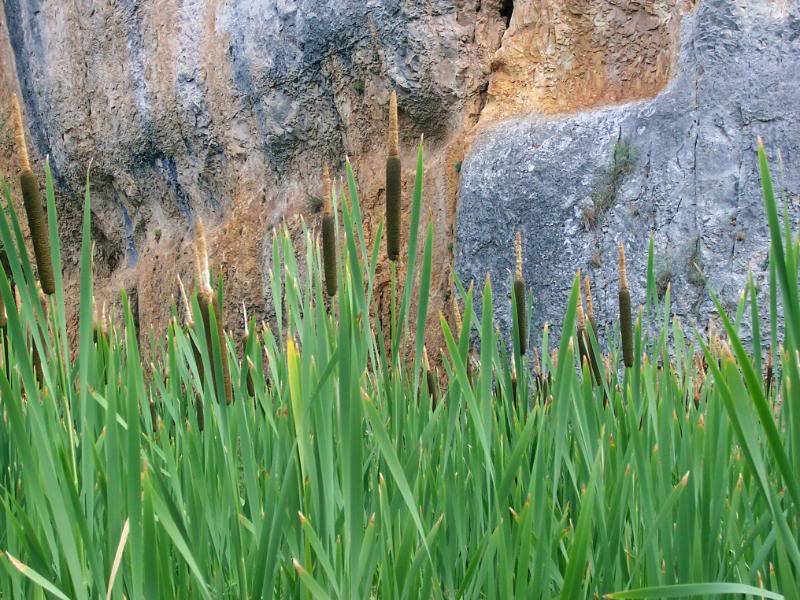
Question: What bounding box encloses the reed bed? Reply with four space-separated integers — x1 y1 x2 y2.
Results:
0 138 797 599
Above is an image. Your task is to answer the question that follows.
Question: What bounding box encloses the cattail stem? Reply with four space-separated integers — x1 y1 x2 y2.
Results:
582 275 603 385
189 327 205 430
321 165 337 297
577 303 590 372
242 305 256 398
423 346 439 410
179 275 205 429
13 95 55 295
513 232 527 355
618 242 634 368
195 220 232 405
386 91 401 261
199 288 233 405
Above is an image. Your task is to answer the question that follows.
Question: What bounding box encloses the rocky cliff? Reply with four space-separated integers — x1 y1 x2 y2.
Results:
2 0 796 346
457 0 800 345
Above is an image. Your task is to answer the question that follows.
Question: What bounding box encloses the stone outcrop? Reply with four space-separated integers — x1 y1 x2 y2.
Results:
1 0 507 337
456 0 800 345
3 0 796 349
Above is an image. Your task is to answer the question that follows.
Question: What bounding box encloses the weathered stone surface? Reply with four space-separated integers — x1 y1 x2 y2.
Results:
0 0 507 337
456 0 800 346
482 0 693 120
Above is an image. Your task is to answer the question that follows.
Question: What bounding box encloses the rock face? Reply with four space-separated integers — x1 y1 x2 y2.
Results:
3 0 797 347
456 0 800 346
1 0 507 335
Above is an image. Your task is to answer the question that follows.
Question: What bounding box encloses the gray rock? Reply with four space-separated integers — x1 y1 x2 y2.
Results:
3 0 500 266
456 0 800 348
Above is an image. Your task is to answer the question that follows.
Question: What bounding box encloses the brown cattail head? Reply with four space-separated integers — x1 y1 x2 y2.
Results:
617 242 633 368
385 91 402 261
388 90 399 157
20 177 54 296
576 301 586 330
16 101 55 295
515 231 523 281
513 260 527 355
321 165 338 297
12 94 31 171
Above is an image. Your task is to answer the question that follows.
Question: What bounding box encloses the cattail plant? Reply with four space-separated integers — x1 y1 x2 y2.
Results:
510 359 518 403
618 242 634 368
576 301 590 371
12 94 55 295
321 165 337 297
582 274 603 385
195 219 233 405
765 350 774 395
386 90 402 261
93 298 108 346
179 274 204 430
242 303 256 398
423 345 438 410
513 231 527 355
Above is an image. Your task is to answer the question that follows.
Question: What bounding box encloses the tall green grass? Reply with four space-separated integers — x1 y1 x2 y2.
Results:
0 140 797 599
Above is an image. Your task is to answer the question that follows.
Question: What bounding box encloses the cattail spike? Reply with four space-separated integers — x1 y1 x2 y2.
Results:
321 165 338 297
451 293 463 336
386 91 402 260
618 242 634 368
576 301 586 329
19 172 54 296
195 218 211 293
177 274 193 326
15 95 55 295
513 243 527 354
12 94 31 171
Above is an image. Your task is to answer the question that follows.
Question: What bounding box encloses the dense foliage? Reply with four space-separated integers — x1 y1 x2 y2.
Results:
0 142 797 598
